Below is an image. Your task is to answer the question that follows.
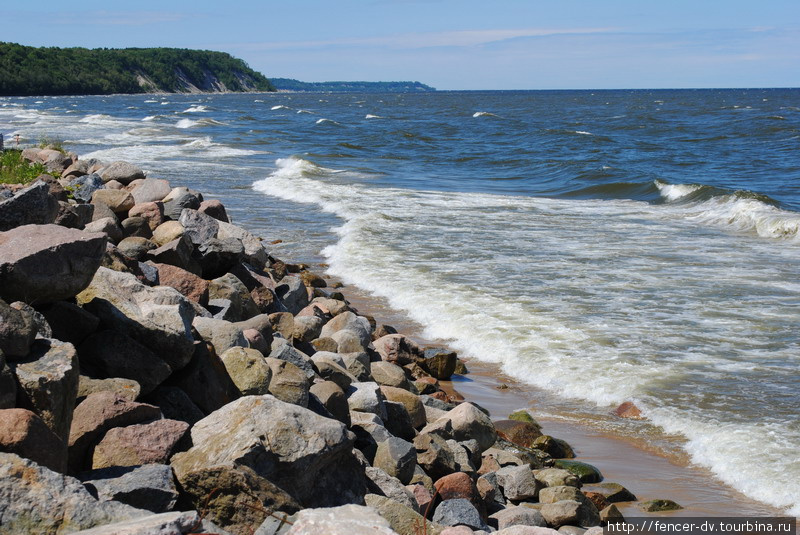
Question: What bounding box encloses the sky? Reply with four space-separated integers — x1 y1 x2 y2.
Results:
1 0 798 90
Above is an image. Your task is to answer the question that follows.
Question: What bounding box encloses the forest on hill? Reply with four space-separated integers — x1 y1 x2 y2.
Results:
0 43 276 96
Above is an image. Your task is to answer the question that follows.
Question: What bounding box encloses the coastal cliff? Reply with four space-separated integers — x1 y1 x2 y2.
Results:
0 43 276 96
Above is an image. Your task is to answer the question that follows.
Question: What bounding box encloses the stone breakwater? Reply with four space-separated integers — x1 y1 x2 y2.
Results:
0 148 677 535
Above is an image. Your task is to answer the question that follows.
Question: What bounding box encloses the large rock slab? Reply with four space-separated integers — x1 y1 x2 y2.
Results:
171 395 367 522
432 498 488 531
80 463 179 513
0 181 59 231
374 436 417 485
168 340 241 415
76 267 196 372
265 357 310 407
0 452 148 534
0 224 106 304
0 408 67 472
91 418 189 469
11 338 79 443
69 510 226 535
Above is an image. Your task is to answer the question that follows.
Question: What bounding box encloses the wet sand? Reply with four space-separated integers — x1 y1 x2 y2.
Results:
329 269 786 519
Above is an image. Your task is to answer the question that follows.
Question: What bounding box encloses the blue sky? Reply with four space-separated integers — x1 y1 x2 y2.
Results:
1 0 798 89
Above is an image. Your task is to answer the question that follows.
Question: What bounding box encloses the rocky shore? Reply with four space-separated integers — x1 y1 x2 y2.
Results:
0 148 676 534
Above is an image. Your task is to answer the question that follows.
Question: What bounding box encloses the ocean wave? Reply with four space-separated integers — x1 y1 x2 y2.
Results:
182 105 209 113
315 118 341 126
175 117 226 129
79 113 118 125
473 111 498 118
365 114 383 119
271 105 291 111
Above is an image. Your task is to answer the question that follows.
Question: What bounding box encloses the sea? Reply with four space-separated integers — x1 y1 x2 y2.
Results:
1 89 798 515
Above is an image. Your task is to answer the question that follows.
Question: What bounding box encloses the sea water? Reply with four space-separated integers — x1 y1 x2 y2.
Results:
2 89 798 514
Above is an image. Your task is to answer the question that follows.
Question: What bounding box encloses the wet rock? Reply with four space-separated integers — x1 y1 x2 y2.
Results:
592 482 637 503
0 452 148 533
220 346 272 395
0 408 67 472
494 419 544 449
0 224 106 304
77 267 196 372
432 498 489 531
638 499 683 512
11 338 79 442
421 348 457 380
78 331 172 396
535 468 580 488
81 463 178 513
533 436 575 459
91 418 189 469
553 460 603 484
0 181 59 231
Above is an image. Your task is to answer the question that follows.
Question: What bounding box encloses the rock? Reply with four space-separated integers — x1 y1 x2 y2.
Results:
266 357 310 407
0 181 59 231
217 220 269 269
69 510 227 535
120 216 152 239
494 419 543 448
496 465 540 502
68 391 162 474
342 351 372 381
440 528 474 535
144 385 205 425
171 395 366 529
81 463 178 513
99 161 146 185
193 316 248 355
84 216 123 243
434 472 484 517
373 334 423 366
383 400 416 441
147 236 198 274
421 403 497 454
365 494 445 535
92 189 135 214
11 338 79 442
365 468 418 511
163 190 201 220
0 452 149 533
371 361 412 390
117 236 157 260
198 199 230 222
274 275 310 315
244 328 271 355
540 500 600 528
0 408 66 472
414 433 458 481
285 504 397 535
374 436 417 484
220 346 272 395
312 356 357 391
535 469 580 488
131 177 171 204
539 486 587 505
432 498 488 531
310 380 350 425
209 272 261 321
178 207 219 246
128 201 165 231
476 471 503 507
491 506 548 530
312 296 351 317
0 298 37 359
582 492 610 512
593 482 637 503
638 499 683 512
78 330 172 396
55 200 94 228
421 348 457 380
599 504 623 524
39 301 99 347
0 353 16 409
320 311 371 345
153 262 209 304
553 460 603 484
151 220 185 246
40 149 72 173
169 340 240 415
348 381 388 421
77 376 140 404
266 340 314 380
293 315 324 343
0 224 106 304
76 267 196 372
195 237 245 279
381 386 426 429
91 418 189 469
68 173 104 203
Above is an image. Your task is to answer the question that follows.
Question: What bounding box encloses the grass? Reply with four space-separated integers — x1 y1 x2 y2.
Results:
38 135 66 153
0 149 49 184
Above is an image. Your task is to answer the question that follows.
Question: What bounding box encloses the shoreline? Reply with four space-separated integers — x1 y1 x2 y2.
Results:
329 268 787 519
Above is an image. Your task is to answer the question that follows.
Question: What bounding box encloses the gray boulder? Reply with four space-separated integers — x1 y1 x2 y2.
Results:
77 267 196 372
209 272 260 322
69 511 228 535
540 500 600 528
163 191 201 220
0 298 37 359
168 340 241 415
284 504 397 535
310 381 350 425
11 338 79 442
131 177 171 204
217 220 269 269
192 316 248 355
491 506 548 530
364 494 443 535
178 207 219 245
347 381 388 421
364 467 418 511
265 357 310 407
432 498 488 531
0 452 148 533
496 465 540 502
270 338 315 379
274 275 309 314
81 463 178 513
68 173 104 203
195 237 245 279
0 181 59 231
0 224 106 304
220 346 272 395
373 436 418 485
99 161 146 185
420 402 497 454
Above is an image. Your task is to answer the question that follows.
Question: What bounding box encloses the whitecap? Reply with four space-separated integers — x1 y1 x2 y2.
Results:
365 114 383 119
271 105 291 110
473 111 498 118
175 118 199 129
183 105 209 113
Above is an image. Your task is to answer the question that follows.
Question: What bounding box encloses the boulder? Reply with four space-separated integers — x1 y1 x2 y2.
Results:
120 216 152 239
40 149 72 173
491 506 548 530
309 380 350 426
285 504 397 535
312 356 357 391
209 272 260 321
220 346 272 395
171 395 366 528
414 433 458 481
593 482 637 503
0 408 67 472
421 403 497 453
39 300 99 347
195 237 245 279
151 220 185 246
432 498 488 531
168 340 240 415
91 418 189 469
293 315 324 343
274 275 309 314
68 391 162 474
638 499 683 512
373 334 423 366
269 339 315 379
553 460 603 484
84 216 123 243
265 357 310 407
128 201 165 231
117 236 157 261
81 463 178 513
538 486 587 505
0 224 106 304
78 331 172 396
342 351 372 381
371 361 411 390
0 181 59 231
217 220 268 269
153 262 209 304
347 381 388 421
77 376 140 404
421 348 457 380
599 504 624 524
540 500 600 528
11 338 79 443
319 311 371 347
494 419 544 449
68 173 104 203
365 468 418 511
381 386 426 429
434 472 484 517
92 189 135 214
383 400 416 441
496 465 540 502
193 316 248 355
178 208 219 245
533 436 575 459
534 469 580 488
0 452 148 533
162 190 201 220
0 298 37 359
374 436 418 485
54 201 94 229
198 199 230 222
365 494 445 535
146 236 197 273
144 386 205 426
76 267 196 372
131 177 171 204
270 312 295 339
99 161 146 185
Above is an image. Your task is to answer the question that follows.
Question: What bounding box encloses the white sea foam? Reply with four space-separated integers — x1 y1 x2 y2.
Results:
473 111 498 118
315 118 341 126
175 118 199 129
655 181 703 202
296 109 313 115
144 99 158 103
141 115 158 122
183 105 209 113
365 114 383 119
254 157 800 515
271 105 290 110
575 130 593 135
